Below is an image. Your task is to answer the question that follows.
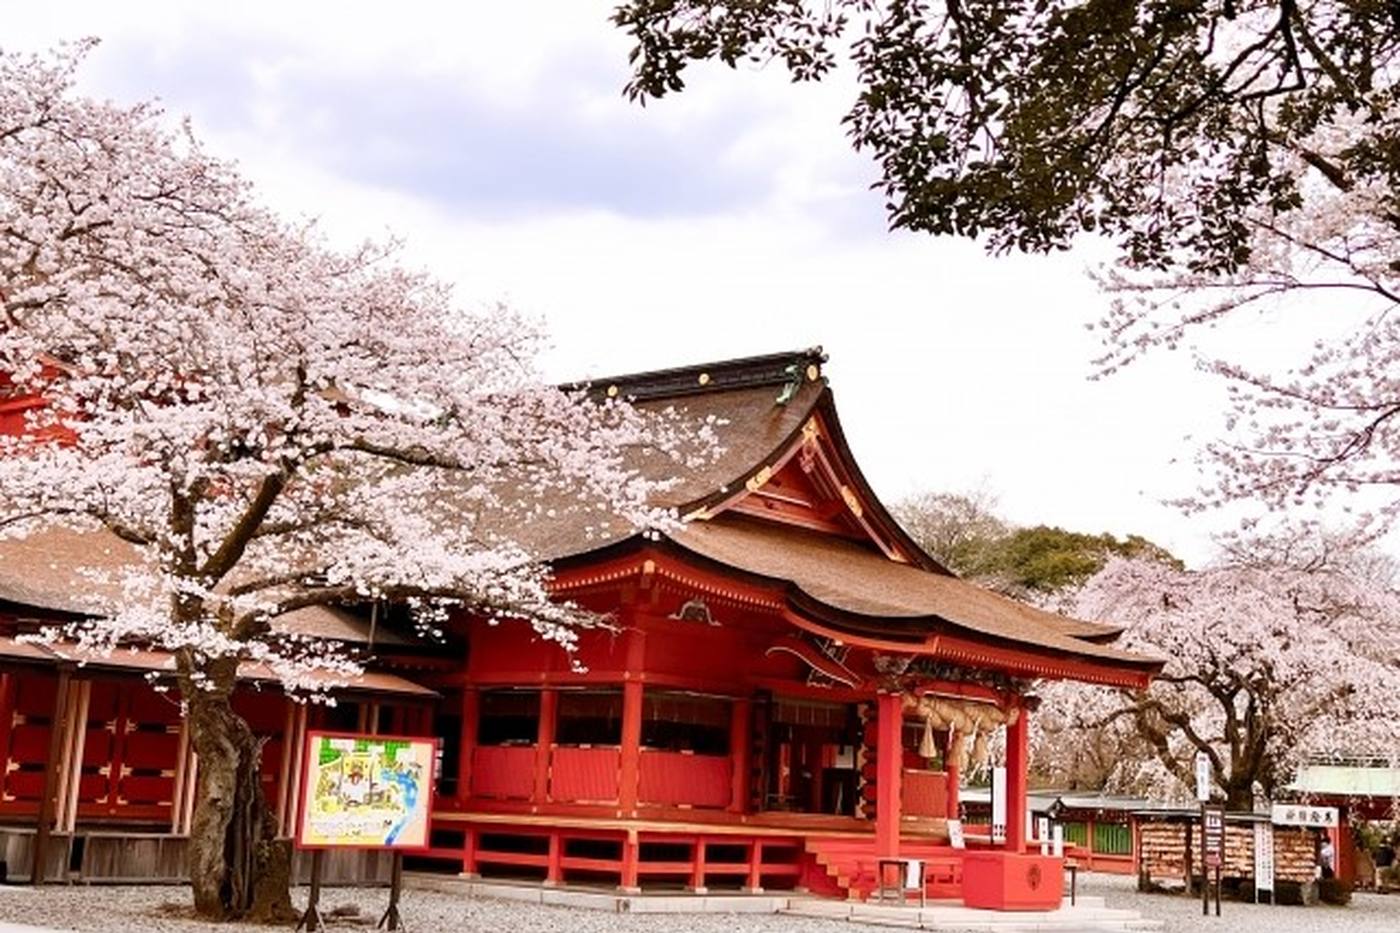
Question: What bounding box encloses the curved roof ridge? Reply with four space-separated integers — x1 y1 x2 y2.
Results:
566 347 828 403
666 514 1163 676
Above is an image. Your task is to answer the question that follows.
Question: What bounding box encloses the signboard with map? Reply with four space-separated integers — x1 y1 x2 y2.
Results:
295 731 438 850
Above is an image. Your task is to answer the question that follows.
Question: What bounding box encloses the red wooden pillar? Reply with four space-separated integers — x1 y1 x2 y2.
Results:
0 673 15 781
545 830 563 886
460 825 479 877
745 839 764 893
457 688 479 803
618 680 644 815
534 689 557 804
688 835 707 893
875 691 903 858
1006 705 1029 853
728 697 750 814
33 666 72 885
620 828 640 893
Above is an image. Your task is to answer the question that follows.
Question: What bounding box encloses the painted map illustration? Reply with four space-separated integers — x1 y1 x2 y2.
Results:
297 734 434 849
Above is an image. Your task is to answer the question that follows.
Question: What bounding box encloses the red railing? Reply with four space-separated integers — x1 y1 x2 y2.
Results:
470 745 534 799
638 750 731 808
549 746 620 803
423 815 805 891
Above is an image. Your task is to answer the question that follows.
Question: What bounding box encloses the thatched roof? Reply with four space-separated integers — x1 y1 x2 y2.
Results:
669 514 1149 669
0 347 1157 680
0 635 435 697
0 523 403 646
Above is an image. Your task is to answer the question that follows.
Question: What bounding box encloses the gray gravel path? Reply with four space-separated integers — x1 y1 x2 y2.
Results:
1083 872 1400 933
0 875 1395 932
0 884 935 933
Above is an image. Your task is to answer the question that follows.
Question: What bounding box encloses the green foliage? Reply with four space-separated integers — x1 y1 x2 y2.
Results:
613 1 1400 273
894 489 1180 593
978 525 1182 593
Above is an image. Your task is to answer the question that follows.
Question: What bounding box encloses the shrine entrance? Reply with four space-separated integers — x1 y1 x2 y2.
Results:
759 696 860 817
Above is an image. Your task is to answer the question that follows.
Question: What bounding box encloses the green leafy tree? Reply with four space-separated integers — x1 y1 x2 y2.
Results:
894 489 1180 594
615 4 1400 531
986 526 1182 594
613 0 1390 272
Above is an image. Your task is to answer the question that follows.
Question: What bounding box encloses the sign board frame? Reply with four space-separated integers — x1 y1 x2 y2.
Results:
1270 803 1338 828
294 730 440 853
1203 805 1225 869
1194 751 1211 803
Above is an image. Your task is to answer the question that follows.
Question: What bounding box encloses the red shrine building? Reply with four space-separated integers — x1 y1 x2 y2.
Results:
0 348 1161 908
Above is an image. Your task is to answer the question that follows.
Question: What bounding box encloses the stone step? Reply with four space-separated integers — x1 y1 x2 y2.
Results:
782 900 1161 932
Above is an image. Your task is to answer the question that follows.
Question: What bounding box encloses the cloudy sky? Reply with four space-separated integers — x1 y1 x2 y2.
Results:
6 2 1304 566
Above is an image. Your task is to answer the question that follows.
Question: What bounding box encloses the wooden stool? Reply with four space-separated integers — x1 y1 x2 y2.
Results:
875 857 926 907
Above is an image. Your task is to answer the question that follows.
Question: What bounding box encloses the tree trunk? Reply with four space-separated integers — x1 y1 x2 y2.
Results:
183 658 297 923
1224 782 1254 812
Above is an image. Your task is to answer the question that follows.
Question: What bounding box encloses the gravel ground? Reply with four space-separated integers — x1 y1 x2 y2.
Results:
1082 872 1400 933
0 884 938 933
0 876 1396 932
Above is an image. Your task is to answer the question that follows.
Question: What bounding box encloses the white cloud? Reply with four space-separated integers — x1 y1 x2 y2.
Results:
3 1 1335 566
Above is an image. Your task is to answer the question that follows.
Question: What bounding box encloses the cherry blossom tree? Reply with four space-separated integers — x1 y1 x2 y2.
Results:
1094 110 1400 526
1035 540 1400 809
0 42 701 920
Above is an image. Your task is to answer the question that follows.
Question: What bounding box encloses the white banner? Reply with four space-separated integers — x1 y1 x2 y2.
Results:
1254 822 1275 895
1271 803 1338 828
991 766 1007 843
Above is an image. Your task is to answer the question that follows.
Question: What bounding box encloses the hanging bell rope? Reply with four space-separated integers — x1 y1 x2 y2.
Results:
918 714 937 760
949 730 967 772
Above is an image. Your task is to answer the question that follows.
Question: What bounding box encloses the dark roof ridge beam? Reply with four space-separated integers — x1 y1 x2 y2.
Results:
565 347 828 402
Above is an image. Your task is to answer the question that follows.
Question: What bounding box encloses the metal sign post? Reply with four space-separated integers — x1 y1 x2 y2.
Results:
295 849 325 933
1203 804 1225 917
1195 752 1212 916
378 851 404 931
